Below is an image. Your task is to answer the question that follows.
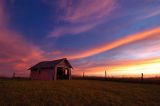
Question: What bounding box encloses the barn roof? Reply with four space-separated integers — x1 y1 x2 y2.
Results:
29 58 72 70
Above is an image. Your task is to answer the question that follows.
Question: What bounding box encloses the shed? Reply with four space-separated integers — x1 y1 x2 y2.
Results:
29 58 72 80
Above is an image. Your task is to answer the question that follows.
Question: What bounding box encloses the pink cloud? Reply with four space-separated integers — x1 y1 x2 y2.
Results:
142 10 160 19
61 0 117 23
136 7 160 20
49 22 99 37
0 29 45 77
46 0 117 37
0 1 45 77
0 1 67 77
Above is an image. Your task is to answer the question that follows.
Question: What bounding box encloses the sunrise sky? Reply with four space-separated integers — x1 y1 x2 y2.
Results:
0 0 160 77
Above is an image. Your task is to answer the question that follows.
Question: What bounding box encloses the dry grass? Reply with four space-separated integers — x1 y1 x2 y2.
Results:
0 79 160 105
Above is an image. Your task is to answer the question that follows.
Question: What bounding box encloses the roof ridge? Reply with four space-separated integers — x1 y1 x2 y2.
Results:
28 58 72 70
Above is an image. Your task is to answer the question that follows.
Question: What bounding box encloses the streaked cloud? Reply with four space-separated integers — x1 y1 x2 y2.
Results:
136 7 160 20
66 27 160 59
49 22 99 37
48 0 117 37
60 0 117 23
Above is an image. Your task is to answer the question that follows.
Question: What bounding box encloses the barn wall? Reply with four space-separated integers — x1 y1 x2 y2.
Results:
31 69 53 80
30 70 37 80
53 67 57 80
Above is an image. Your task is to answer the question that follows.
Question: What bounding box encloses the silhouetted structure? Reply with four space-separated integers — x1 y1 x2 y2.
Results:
28 58 72 80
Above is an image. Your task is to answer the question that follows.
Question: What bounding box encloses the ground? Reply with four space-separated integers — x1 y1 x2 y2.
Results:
0 79 160 105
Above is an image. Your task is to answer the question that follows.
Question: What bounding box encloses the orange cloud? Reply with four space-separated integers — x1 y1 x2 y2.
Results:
67 27 160 59
73 56 160 77
109 57 160 77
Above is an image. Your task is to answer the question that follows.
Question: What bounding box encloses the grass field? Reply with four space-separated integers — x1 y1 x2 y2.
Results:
0 79 160 105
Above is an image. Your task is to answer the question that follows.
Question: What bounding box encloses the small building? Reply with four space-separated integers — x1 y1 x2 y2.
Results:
28 58 72 80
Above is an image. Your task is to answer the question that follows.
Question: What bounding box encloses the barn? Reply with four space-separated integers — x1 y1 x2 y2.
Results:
29 58 72 80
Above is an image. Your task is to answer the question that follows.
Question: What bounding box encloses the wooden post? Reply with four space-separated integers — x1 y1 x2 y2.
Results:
141 73 143 82
83 72 85 79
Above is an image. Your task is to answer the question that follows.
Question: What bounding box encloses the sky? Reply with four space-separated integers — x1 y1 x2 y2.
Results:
0 0 160 77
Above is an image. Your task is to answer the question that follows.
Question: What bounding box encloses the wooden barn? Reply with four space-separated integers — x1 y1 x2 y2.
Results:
28 58 72 80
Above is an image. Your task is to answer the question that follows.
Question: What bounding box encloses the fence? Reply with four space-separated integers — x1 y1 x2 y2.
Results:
71 72 160 83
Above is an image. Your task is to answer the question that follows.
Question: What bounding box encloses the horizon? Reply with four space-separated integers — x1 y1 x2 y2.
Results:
0 0 160 77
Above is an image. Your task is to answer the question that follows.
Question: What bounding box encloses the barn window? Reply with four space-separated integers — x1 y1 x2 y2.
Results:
38 70 41 74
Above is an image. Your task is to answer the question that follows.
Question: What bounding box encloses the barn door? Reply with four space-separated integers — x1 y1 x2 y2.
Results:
57 67 63 80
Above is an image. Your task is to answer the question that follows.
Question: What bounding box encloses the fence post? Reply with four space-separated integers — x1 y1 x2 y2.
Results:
83 72 85 79
141 73 143 82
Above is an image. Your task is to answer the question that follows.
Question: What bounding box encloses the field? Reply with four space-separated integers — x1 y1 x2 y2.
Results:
0 79 160 105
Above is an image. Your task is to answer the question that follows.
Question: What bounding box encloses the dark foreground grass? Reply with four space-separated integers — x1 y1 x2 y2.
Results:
0 79 160 106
